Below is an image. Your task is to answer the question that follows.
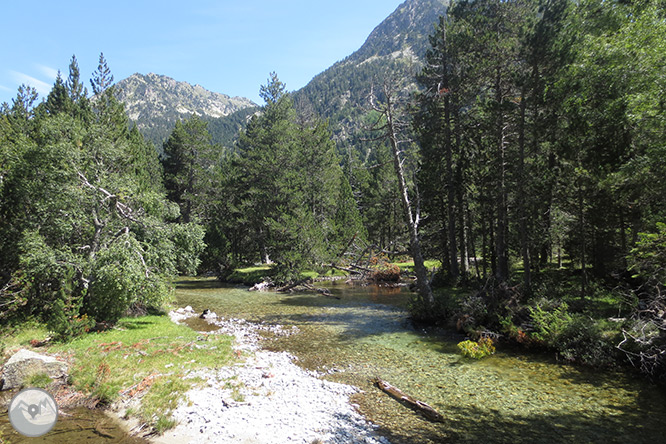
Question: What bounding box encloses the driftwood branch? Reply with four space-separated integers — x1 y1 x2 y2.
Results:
277 278 312 293
373 377 444 423
329 264 364 275
301 283 340 299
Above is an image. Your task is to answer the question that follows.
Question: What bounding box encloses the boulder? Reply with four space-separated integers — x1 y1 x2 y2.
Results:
1 349 69 390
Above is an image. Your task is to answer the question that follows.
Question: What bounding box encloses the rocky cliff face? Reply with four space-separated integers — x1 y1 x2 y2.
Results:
351 0 448 62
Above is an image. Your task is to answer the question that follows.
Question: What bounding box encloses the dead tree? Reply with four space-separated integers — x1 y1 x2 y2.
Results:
369 79 435 308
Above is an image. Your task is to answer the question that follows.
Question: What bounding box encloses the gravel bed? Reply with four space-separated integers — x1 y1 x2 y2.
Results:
153 307 389 444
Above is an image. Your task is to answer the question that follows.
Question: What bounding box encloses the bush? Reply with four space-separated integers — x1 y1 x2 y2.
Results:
368 255 401 282
528 300 573 343
85 235 170 323
458 337 496 359
556 314 616 367
527 299 616 366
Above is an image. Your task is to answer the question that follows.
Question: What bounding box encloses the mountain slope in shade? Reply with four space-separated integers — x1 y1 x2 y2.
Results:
293 0 448 146
115 73 256 147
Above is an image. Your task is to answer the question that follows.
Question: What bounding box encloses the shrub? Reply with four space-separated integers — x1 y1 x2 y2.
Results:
458 337 496 359
85 235 170 323
529 300 573 343
527 299 616 366
368 255 401 282
556 314 616 367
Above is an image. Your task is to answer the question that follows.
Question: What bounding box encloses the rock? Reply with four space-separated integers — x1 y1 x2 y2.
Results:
184 306 195 313
249 281 272 292
197 309 218 320
1 349 69 390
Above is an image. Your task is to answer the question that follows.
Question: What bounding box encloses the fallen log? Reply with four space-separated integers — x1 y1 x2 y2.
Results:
350 263 373 273
277 278 311 293
302 283 341 299
373 377 445 423
329 264 364 275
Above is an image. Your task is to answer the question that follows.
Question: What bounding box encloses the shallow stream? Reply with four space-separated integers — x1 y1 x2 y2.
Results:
2 278 665 443
176 278 666 444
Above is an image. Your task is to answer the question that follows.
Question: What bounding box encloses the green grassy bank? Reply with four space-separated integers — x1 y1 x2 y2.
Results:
1 315 233 434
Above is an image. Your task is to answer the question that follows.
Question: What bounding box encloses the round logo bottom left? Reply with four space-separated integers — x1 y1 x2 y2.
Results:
8 387 58 437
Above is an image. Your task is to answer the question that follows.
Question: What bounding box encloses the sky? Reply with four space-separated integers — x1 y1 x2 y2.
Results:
1 0 406 106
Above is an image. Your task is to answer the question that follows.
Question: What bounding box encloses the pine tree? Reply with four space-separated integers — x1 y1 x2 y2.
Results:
66 56 85 101
42 72 71 116
91 52 114 96
162 116 216 223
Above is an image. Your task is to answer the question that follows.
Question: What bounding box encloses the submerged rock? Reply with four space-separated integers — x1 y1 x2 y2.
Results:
199 309 218 320
1 349 68 390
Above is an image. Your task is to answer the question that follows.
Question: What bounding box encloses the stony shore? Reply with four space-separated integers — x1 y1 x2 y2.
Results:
143 307 389 444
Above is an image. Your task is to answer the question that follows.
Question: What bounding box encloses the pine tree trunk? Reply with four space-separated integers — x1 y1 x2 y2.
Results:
381 83 434 308
454 107 469 277
517 86 531 291
444 96 459 280
494 67 510 283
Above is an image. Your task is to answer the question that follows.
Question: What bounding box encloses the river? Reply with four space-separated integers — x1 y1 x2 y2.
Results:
176 278 666 444
2 277 665 443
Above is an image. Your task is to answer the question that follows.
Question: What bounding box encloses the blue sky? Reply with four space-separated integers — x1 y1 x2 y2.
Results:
1 0 406 106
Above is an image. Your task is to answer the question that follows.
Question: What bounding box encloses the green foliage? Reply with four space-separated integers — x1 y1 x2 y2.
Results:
628 223 666 285
162 116 218 224
0 55 205 333
457 337 496 359
527 299 616 367
529 301 573 343
409 0 666 375
86 235 169 323
169 222 206 275
213 73 356 282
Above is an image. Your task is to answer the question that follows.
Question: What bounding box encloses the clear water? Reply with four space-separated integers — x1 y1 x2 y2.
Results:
175 278 666 444
0 396 147 443
3 278 664 443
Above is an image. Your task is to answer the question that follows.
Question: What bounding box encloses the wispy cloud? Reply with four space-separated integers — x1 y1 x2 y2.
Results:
9 71 52 97
0 84 13 93
37 64 59 79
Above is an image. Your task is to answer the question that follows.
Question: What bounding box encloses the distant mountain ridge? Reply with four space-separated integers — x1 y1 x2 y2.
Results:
115 73 256 148
115 0 448 150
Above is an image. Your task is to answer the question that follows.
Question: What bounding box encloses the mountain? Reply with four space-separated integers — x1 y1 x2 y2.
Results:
115 73 257 148
293 0 448 147
116 0 447 151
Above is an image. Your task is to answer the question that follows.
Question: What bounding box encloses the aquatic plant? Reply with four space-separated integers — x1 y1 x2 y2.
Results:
457 337 496 359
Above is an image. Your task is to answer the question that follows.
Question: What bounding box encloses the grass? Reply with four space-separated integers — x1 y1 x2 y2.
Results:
224 265 274 285
35 315 235 433
223 264 346 285
26 371 54 389
0 320 51 356
394 259 442 272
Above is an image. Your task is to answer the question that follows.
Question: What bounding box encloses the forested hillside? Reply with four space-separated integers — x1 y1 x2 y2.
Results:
293 0 447 147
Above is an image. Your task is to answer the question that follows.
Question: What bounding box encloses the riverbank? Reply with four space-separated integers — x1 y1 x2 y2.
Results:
148 308 389 444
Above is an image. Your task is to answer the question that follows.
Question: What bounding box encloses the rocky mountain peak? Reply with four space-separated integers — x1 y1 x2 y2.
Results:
116 73 255 121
